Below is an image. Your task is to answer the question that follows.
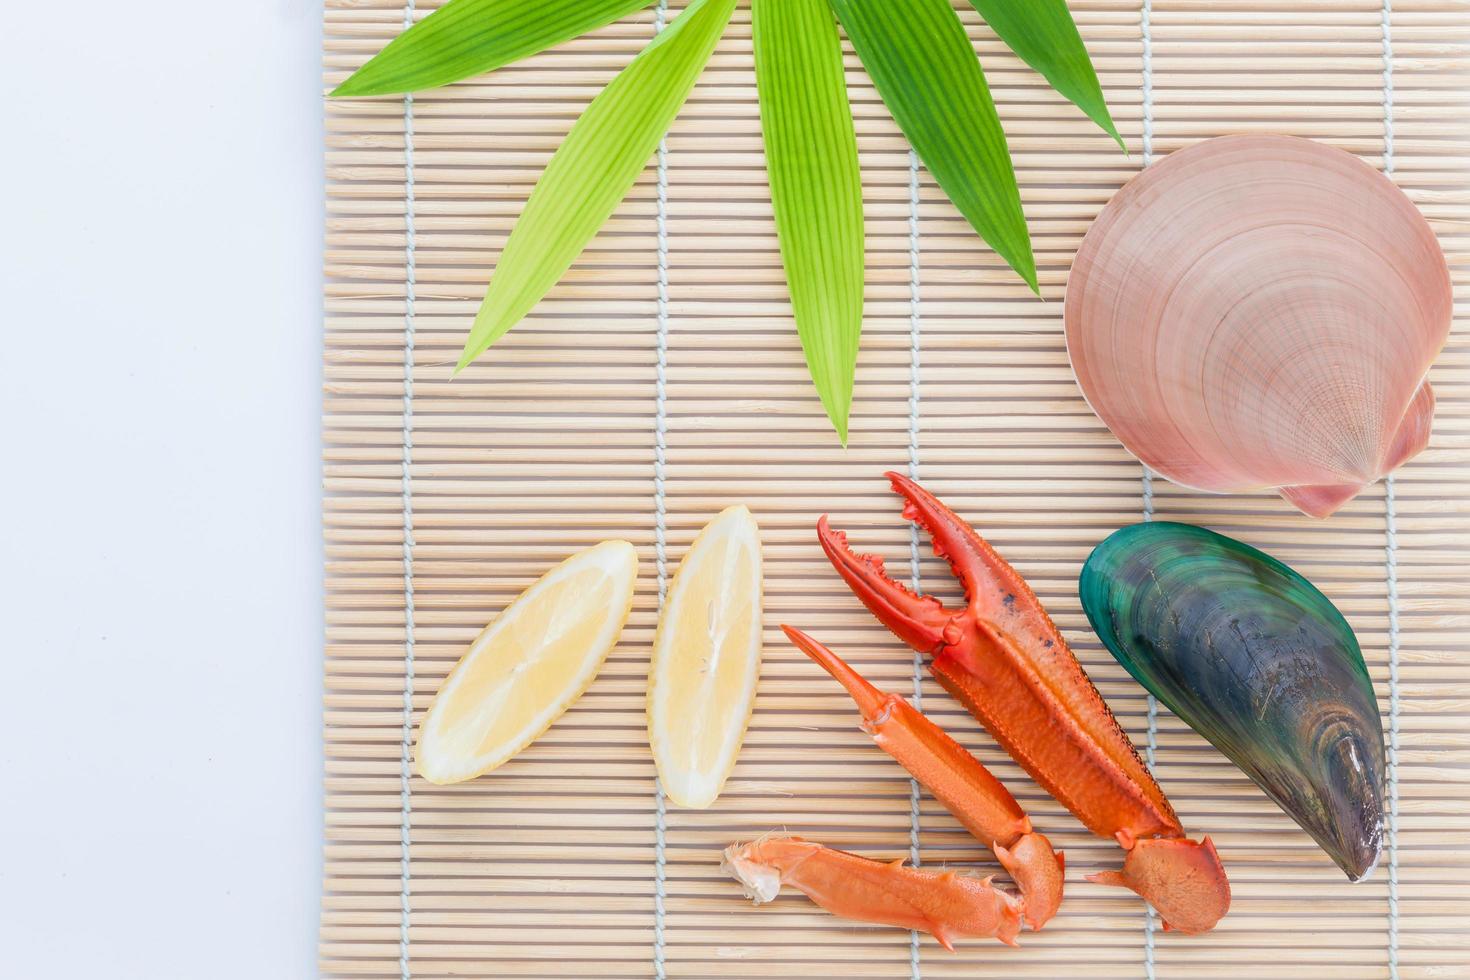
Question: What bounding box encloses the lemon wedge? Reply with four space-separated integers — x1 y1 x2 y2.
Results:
649 505 763 808
415 540 639 785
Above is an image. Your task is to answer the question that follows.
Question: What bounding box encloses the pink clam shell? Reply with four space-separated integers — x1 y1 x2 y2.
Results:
1064 135 1451 518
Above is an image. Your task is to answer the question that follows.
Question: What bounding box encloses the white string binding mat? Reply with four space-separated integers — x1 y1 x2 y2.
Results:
650 3 671 977
1136 3 1159 976
396 3 417 978
1380 2 1402 975
905 145 923 980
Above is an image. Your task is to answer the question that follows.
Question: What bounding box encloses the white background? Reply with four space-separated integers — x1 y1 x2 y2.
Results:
2 2 323 976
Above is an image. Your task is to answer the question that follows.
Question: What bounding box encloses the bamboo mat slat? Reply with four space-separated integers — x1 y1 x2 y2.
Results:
321 1 1470 977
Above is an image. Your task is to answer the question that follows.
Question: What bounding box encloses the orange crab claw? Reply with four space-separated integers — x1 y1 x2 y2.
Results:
723 836 1023 949
783 625 1065 930
817 472 1230 933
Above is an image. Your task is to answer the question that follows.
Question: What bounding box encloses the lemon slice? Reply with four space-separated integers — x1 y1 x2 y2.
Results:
649 505 763 808
415 540 639 785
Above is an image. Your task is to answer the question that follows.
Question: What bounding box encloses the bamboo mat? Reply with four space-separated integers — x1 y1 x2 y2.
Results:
321 1 1470 976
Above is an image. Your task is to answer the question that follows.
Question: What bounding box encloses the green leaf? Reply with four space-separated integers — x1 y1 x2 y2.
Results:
829 0 1036 292
753 0 864 443
968 0 1122 148
457 0 738 370
332 0 654 98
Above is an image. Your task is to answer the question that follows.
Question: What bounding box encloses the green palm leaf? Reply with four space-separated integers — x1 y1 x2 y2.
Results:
969 0 1122 148
457 0 738 370
829 0 1035 292
332 0 654 97
329 0 1115 434
753 0 864 443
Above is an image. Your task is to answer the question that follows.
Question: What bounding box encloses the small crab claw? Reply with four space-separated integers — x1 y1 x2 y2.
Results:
784 625 1066 930
1087 836 1231 935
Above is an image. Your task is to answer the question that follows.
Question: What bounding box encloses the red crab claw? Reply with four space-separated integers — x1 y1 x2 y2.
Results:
815 514 957 655
817 471 1231 934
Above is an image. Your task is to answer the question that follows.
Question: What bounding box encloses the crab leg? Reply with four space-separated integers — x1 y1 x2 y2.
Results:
782 625 1064 930
722 836 1022 949
817 472 1231 935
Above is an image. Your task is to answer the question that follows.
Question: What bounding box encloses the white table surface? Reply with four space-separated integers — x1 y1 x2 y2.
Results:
2 2 324 976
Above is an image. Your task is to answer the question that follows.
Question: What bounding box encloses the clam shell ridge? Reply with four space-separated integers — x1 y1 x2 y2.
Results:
1079 522 1385 881
1064 135 1451 518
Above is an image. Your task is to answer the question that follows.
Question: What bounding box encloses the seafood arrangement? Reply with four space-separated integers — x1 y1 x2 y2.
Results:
411 485 1409 948
1081 522 1387 881
406 133 1442 954
416 471 1405 949
1064 135 1451 517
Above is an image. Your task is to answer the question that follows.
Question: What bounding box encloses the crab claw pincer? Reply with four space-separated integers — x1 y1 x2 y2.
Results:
816 472 1230 933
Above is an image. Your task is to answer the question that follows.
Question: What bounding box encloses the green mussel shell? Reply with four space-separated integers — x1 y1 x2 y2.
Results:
1080 522 1385 880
